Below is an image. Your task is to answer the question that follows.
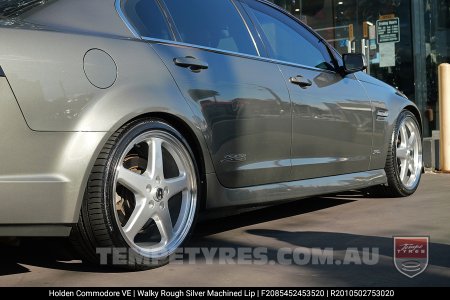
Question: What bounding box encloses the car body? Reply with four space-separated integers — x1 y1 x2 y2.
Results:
0 0 422 268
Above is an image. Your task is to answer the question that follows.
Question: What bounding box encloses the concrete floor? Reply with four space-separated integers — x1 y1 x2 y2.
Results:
0 174 449 287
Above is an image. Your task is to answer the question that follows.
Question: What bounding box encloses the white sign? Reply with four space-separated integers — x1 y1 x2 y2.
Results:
379 43 396 67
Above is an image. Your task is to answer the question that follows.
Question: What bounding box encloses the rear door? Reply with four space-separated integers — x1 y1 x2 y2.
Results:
137 0 292 188
244 0 374 180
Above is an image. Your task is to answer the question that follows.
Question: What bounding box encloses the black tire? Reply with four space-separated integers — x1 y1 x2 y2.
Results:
70 119 200 270
371 110 422 197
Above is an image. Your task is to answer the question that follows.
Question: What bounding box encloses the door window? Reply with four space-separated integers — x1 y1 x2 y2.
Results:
247 1 334 70
163 0 258 56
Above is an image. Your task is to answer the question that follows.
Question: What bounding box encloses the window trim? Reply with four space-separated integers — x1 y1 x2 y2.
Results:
115 0 337 74
230 0 262 57
115 0 141 38
141 36 337 74
154 0 181 41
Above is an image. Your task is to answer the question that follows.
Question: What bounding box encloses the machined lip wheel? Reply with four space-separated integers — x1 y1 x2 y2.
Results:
113 130 197 258
396 117 422 190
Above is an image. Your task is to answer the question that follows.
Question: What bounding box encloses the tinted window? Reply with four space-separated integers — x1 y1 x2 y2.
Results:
124 0 172 40
163 0 257 56
247 1 333 69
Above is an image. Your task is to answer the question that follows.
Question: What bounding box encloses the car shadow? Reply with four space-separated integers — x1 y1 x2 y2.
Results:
245 230 450 286
2 191 447 286
0 245 30 276
193 196 356 237
0 237 131 276
246 230 450 269
187 230 450 286
0 195 355 276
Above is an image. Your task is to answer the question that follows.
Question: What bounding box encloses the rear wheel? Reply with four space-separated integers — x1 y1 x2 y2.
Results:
71 119 200 270
373 110 422 197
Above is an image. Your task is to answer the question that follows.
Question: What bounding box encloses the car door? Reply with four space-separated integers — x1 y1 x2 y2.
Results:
146 0 292 188
244 0 374 180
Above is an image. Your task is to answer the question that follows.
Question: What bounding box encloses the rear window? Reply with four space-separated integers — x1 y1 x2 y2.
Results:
0 0 53 18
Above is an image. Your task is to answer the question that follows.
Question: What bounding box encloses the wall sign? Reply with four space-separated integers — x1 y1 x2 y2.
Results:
377 18 400 44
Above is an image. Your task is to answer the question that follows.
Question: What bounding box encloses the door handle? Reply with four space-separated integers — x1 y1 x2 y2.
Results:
289 75 312 88
174 56 209 72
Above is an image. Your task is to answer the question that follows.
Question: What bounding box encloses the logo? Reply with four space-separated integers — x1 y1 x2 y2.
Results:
155 188 164 202
394 237 429 278
221 154 247 163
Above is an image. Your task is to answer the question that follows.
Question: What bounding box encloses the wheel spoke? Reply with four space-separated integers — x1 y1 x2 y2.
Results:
399 125 408 145
154 208 173 244
117 166 149 196
165 174 188 197
148 138 164 180
123 197 153 241
408 159 415 174
397 146 408 159
399 160 408 183
408 131 416 148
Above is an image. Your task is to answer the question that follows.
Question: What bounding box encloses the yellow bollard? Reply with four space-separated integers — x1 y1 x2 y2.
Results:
439 64 450 172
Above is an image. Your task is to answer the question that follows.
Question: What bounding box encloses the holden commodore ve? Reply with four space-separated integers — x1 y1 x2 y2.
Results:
0 0 422 269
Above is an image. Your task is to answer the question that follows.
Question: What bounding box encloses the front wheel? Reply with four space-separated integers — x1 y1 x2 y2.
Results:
71 119 200 270
376 110 423 197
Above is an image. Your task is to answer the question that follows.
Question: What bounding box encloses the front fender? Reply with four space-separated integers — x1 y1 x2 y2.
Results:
357 72 421 170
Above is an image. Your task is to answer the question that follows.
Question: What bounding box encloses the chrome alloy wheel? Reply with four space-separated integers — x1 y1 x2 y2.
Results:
113 130 197 258
396 117 422 189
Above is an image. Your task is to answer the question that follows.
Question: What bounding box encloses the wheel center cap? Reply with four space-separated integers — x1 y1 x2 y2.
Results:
155 188 165 202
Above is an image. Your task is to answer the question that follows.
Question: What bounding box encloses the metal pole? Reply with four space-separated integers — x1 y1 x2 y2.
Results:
439 63 450 172
361 39 370 75
411 0 429 136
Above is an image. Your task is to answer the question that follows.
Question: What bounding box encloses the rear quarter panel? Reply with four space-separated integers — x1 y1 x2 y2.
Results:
0 4 215 173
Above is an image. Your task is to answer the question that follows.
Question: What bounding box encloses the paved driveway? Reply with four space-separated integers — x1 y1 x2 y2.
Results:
0 174 449 287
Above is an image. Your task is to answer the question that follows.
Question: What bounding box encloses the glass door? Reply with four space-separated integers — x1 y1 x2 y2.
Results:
267 0 415 100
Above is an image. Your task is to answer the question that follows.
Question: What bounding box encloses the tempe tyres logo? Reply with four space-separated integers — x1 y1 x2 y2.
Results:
394 237 429 278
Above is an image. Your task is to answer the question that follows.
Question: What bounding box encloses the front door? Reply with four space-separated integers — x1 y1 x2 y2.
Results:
283 66 373 179
245 0 373 180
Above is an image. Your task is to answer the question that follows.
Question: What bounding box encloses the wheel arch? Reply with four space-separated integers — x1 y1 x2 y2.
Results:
403 104 423 136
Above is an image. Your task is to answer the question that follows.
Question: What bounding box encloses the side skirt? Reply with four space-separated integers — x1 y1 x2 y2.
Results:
206 170 387 209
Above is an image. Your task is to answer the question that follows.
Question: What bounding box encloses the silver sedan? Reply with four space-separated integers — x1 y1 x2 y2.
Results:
0 0 422 269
